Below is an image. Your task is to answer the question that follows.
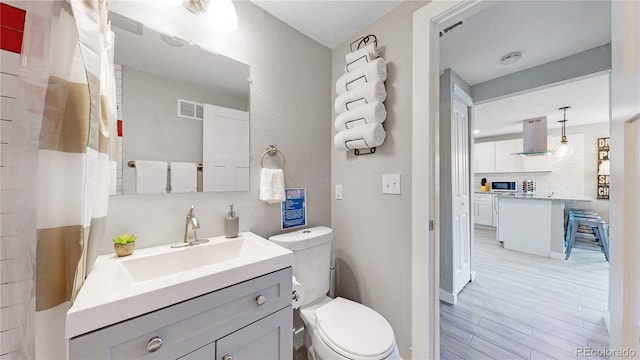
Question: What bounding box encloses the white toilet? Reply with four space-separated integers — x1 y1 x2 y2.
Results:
270 226 400 360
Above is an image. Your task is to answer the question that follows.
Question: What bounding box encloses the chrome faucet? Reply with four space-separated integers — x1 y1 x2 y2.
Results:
184 205 199 244
171 205 209 248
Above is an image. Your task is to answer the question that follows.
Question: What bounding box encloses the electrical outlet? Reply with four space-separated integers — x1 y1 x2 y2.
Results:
382 174 401 195
335 184 343 200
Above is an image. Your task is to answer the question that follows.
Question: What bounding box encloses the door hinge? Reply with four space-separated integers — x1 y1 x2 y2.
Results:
429 220 434 231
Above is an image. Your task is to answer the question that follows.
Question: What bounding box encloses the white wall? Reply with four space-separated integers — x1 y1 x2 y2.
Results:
331 2 428 358
90 2 331 266
475 122 610 221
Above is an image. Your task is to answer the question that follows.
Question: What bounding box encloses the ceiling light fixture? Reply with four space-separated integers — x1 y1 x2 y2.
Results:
558 106 570 157
164 0 238 32
473 130 480 134
500 51 522 65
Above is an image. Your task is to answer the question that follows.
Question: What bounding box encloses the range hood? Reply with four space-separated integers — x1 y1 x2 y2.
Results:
513 116 554 156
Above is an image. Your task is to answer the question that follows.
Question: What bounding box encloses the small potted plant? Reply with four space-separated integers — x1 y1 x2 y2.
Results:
113 233 136 257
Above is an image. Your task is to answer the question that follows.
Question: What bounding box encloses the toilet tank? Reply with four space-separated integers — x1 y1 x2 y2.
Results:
269 226 332 305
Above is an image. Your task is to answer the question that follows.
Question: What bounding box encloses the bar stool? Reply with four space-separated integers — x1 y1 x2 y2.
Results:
565 210 609 261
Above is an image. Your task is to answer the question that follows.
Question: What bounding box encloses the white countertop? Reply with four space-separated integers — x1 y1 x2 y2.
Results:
66 232 293 339
474 191 595 202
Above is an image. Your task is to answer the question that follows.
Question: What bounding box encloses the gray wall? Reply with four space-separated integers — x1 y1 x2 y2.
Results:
121 66 248 193
91 2 331 267
330 2 428 358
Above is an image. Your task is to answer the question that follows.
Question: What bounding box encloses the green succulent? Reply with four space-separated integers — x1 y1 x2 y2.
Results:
113 233 137 245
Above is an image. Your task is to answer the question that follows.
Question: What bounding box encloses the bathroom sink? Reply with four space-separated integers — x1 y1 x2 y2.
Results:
120 237 259 284
66 232 292 338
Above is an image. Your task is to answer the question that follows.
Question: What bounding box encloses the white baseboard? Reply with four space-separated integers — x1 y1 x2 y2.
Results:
439 289 457 305
550 251 565 260
470 271 477 282
603 307 611 334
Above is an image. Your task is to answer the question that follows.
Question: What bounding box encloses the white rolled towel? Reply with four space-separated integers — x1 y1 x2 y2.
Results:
336 57 387 95
345 43 379 72
334 101 386 131
334 123 386 151
334 80 386 115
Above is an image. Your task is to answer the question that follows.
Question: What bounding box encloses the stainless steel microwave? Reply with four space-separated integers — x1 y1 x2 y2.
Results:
491 181 517 192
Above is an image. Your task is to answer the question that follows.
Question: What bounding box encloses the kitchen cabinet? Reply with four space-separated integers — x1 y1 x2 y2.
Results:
474 142 495 173
494 139 522 172
68 268 293 359
475 138 552 173
493 195 499 227
473 193 494 226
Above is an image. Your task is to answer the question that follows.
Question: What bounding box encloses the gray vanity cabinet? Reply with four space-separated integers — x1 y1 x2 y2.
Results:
68 268 293 359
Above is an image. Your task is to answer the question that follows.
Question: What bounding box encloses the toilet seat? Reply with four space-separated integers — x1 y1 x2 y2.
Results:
314 297 396 360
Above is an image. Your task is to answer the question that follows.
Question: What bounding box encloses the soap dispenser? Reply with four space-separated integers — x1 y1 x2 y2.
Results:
225 204 239 238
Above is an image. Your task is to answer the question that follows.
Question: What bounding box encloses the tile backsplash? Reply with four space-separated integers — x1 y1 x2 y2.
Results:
475 134 585 196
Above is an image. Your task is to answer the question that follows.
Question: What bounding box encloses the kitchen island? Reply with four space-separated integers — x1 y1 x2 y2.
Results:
496 193 594 259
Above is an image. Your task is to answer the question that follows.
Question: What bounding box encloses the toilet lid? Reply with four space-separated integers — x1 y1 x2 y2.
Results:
315 297 395 359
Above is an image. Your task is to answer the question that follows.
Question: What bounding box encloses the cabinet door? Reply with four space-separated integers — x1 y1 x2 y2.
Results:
494 139 522 173
476 200 493 226
474 142 495 173
492 195 499 227
216 307 293 360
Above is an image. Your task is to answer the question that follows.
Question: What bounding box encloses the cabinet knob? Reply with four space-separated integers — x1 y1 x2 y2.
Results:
146 337 163 353
223 355 234 360
256 295 266 305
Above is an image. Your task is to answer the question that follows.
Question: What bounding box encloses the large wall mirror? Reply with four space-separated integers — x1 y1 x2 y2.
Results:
110 12 250 195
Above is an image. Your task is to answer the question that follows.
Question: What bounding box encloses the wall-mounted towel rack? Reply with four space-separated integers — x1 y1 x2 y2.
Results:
350 34 377 52
260 145 286 170
128 160 203 170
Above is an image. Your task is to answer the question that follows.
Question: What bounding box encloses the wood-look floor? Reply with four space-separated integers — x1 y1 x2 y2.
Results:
440 228 610 360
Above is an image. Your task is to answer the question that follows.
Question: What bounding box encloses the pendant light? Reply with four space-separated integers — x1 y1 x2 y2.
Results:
558 106 570 157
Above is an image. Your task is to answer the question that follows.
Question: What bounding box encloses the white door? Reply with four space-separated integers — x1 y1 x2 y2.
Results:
202 104 250 192
452 97 472 295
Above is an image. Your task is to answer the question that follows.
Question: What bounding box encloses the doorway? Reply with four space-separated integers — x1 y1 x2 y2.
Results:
411 1 640 359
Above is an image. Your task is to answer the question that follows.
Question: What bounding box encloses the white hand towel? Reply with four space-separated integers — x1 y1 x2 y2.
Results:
334 80 386 115
345 43 379 72
336 57 387 95
170 162 197 193
333 123 386 151
260 168 285 204
135 160 167 194
334 101 386 131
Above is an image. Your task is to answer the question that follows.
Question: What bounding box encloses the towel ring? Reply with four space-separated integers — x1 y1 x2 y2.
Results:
260 145 286 170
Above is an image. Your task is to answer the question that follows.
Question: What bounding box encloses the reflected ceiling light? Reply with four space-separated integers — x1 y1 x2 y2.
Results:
558 106 570 157
473 129 480 134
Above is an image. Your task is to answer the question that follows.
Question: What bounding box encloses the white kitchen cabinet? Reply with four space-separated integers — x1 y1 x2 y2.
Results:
473 193 494 226
69 268 293 360
492 195 499 227
494 139 522 172
474 142 495 173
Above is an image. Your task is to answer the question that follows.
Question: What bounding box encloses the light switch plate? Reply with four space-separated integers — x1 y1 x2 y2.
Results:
335 184 343 200
382 174 401 195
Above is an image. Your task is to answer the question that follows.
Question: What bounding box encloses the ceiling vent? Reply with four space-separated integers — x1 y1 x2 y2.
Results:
500 51 522 65
178 99 204 120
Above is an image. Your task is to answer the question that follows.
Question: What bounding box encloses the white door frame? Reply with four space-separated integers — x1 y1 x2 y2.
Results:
412 1 640 358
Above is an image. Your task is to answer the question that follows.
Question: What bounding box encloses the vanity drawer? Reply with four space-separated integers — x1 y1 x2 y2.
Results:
69 267 292 359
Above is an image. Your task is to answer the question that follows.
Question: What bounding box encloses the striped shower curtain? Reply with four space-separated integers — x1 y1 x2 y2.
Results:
19 0 116 356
